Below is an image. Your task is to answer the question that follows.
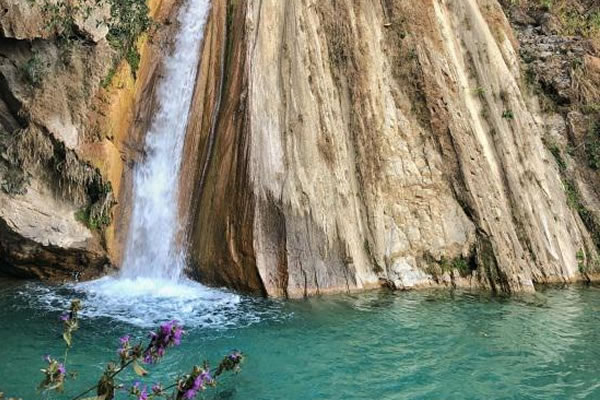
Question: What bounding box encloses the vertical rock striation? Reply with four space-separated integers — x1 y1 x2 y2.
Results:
185 0 600 296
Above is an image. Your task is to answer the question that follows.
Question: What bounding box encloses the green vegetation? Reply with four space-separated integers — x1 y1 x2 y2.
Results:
40 0 80 43
21 53 44 86
75 182 113 230
584 121 600 170
101 66 118 88
106 0 152 77
473 87 487 98
576 249 585 273
563 179 600 248
437 256 475 277
563 179 580 210
502 110 515 120
0 167 28 195
75 207 110 230
451 258 471 275
126 46 141 75
581 103 600 115
560 8 600 38
512 1 600 38
39 0 153 80
547 142 567 172
575 250 600 274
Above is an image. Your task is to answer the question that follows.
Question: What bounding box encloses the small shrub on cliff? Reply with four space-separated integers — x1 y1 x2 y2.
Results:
585 122 600 170
40 0 79 43
125 47 141 76
101 66 118 88
576 249 586 273
21 53 45 86
502 110 515 120
563 179 581 210
38 0 153 78
563 178 600 248
519 1 600 39
430 256 475 278
105 0 153 77
75 182 115 230
0 166 29 195
561 9 600 38
472 87 487 98
75 206 111 230
547 142 567 172
2 300 244 400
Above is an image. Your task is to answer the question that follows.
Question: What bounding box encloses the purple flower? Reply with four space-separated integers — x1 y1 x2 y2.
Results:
43 354 51 363
57 363 66 375
184 389 197 399
173 326 184 345
191 369 212 391
151 383 162 394
192 375 203 391
119 335 130 345
132 381 141 390
201 370 212 381
138 386 148 400
145 321 183 363
60 313 70 322
160 321 174 336
228 352 241 361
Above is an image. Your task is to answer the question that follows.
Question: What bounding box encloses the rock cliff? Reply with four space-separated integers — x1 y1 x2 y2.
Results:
1 0 599 296
184 0 600 296
0 0 177 279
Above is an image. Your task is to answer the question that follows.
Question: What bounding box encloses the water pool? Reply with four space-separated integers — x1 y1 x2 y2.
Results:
0 279 599 399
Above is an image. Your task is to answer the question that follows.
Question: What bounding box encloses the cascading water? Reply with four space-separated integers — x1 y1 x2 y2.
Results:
33 0 249 328
120 0 208 281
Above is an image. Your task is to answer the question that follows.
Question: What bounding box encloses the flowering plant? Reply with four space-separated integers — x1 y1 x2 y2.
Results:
10 299 245 400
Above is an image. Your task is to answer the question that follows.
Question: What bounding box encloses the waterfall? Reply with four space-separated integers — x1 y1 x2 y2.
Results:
120 0 210 280
66 0 243 327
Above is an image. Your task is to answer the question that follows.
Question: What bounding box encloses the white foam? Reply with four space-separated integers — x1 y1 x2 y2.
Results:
22 278 285 329
74 277 241 327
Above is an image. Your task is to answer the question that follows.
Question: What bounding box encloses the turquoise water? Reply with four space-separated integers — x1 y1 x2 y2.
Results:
0 279 599 399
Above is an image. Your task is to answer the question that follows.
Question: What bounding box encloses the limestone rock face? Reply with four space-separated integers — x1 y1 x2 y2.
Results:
0 0 109 42
185 0 600 296
1 0 598 291
0 180 107 279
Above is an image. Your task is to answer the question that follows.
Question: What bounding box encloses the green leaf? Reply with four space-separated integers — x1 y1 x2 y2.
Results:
63 331 72 347
132 361 148 377
81 396 106 400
